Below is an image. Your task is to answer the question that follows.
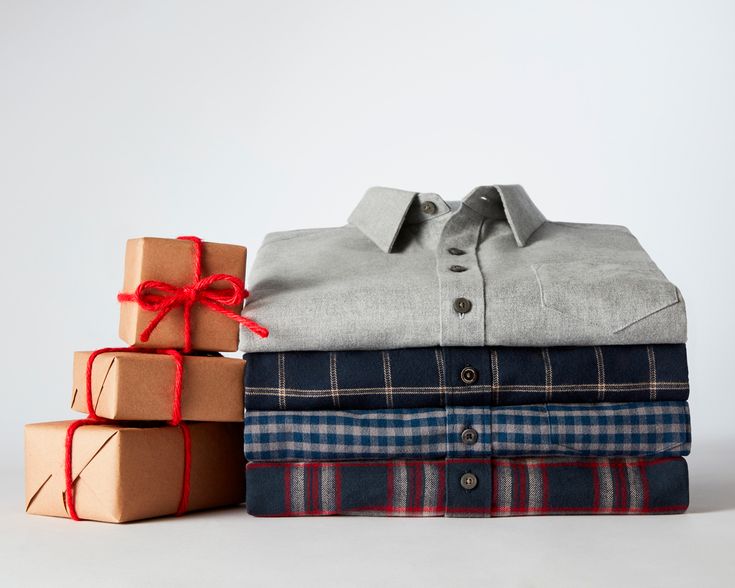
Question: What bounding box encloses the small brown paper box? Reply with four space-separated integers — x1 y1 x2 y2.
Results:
119 237 247 351
71 351 245 422
25 421 245 523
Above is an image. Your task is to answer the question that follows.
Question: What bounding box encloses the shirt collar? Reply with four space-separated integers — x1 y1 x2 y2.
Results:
348 185 546 252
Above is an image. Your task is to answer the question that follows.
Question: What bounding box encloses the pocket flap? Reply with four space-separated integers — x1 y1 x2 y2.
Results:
534 262 679 333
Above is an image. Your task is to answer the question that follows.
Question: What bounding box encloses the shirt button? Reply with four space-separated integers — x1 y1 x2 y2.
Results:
449 265 467 272
453 298 472 314
447 247 466 255
461 428 478 445
460 472 478 491
421 201 437 215
460 366 478 385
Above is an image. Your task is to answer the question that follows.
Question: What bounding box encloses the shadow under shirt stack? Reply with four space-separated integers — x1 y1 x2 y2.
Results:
240 185 690 517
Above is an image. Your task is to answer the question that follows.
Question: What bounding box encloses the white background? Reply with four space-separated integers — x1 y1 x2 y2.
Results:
1 1 734 586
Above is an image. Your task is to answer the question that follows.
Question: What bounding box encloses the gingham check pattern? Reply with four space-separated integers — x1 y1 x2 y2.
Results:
243 402 691 461
244 344 689 410
245 457 690 517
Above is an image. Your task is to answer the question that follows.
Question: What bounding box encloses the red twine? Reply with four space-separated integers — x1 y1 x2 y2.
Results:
65 236 261 520
117 235 268 353
64 347 191 521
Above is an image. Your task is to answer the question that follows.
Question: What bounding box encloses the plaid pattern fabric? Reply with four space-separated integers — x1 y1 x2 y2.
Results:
243 402 691 461
245 457 689 517
244 344 689 410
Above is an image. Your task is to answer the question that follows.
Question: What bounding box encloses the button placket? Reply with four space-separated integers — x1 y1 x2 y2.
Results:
436 206 486 346
445 459 493 517
446 407 490 457
460 472 478 490
445 347 492 407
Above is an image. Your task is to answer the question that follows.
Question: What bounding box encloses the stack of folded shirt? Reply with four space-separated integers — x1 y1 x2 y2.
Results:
240 185 691 517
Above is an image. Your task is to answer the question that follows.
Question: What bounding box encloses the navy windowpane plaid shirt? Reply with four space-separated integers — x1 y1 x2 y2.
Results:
245 457 689 517
244 402 691 461
244 344 688 410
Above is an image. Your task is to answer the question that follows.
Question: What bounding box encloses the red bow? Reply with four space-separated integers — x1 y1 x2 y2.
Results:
117 236 268 352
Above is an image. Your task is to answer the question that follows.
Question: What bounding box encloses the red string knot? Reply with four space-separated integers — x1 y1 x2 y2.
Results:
117 236 268 352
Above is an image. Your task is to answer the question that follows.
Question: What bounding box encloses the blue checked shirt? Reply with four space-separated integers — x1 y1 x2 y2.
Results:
243 401 691 461
244 344 689 410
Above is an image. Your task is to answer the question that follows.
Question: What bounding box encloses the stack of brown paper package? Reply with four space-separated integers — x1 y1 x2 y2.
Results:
25 237 249 523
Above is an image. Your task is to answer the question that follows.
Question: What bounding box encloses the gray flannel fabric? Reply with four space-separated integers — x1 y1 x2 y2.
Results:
243 402 691 461
240 185 686 352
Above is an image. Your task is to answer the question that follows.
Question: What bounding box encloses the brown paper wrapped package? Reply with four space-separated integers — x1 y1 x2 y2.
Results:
25 421 245 523
71 351 245 421
119 237 247 351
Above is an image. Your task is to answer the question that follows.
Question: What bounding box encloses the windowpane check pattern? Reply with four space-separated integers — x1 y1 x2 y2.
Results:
245 344 688 410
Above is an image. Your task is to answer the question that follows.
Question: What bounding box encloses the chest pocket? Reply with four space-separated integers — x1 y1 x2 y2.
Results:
533 261 679 333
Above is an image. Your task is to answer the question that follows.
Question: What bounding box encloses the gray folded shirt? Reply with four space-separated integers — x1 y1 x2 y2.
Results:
240 185 686 352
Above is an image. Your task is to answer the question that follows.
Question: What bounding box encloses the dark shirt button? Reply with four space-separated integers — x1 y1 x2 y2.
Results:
461 428 478 445
447 247 466 255
450 265 467 272
421 201 437 215
460 366 478 385
453 297 472 314
460 472 478 491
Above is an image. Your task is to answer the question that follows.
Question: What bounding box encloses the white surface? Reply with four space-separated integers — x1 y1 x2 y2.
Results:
1 1 734 586
3 442 735 587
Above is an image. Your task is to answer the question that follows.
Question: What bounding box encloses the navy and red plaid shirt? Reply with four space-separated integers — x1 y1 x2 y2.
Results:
245 457 689 517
